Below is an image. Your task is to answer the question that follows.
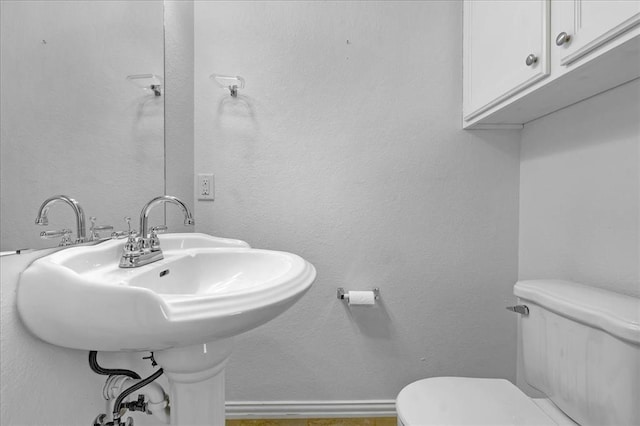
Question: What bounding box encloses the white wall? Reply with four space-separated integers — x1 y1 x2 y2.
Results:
194 1 521 403
519 79 640 297
165 0 195 230
0 1 165 251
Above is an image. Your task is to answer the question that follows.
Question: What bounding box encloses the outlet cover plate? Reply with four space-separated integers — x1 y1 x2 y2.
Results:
197 173 215 201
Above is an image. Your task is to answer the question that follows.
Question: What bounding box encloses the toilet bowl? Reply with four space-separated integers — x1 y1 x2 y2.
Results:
396 377 575 425
396 280 640 425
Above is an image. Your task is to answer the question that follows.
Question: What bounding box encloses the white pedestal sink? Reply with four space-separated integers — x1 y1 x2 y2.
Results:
16 233 316 425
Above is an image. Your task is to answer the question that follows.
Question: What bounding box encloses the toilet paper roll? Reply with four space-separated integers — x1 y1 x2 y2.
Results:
347 291 375 306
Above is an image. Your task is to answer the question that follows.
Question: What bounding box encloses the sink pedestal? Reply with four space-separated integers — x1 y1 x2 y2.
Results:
155 339 234 426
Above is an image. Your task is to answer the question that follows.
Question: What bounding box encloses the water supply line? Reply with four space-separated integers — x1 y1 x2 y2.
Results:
90 351 168 425
89 351 141 380
112 368 166 424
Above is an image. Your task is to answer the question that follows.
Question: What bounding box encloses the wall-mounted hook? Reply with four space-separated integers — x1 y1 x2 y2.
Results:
126 74 163 96
210 73 245 97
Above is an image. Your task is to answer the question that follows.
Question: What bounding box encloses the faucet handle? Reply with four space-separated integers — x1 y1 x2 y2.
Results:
40 229 72 239
148 226 167 252
123 217 137 237
40 229 73 246
111 231 128 239
123 226 140 254
89 217 114 241
150 225 168 234
111 217 137 240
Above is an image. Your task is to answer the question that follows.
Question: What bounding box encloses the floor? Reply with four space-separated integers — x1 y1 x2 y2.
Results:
226 418 397 426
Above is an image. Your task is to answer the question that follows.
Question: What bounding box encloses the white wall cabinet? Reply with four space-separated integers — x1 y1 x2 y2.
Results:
463 0 640 129
463 0 550 123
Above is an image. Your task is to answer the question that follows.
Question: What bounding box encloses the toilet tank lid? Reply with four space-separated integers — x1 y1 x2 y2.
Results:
515 280 640 344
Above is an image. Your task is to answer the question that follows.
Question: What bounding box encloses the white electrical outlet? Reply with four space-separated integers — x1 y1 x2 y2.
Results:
197 173 215 201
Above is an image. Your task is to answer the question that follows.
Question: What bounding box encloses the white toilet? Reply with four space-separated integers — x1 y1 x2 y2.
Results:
396 280 640 425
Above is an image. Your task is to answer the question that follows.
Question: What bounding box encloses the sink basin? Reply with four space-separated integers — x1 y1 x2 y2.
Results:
159 232 250 251
16 233 315 351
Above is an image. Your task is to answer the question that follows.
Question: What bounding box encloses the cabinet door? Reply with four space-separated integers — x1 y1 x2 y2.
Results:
554 0 640 66
463 0 550 122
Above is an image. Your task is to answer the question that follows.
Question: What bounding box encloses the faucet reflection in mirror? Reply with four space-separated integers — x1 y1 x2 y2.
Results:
35 195 87 245
119 195 195 268
35 195 115 247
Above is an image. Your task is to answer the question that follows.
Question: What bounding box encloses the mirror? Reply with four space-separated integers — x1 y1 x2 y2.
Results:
0 0 165 251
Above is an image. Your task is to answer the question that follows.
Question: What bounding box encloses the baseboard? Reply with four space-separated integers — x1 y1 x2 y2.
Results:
225 400 397 419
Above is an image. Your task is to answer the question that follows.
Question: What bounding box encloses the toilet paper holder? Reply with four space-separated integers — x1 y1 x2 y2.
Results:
337 287 380 301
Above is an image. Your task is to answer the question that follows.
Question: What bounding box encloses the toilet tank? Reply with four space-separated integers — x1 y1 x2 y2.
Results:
515 280 640 426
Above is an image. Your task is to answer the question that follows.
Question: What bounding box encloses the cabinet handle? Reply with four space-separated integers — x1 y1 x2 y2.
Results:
555 32 571 46
525 54 538 66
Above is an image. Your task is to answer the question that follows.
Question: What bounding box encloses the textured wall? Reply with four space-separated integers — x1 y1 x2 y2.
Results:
164 0 195 230
193 1 521 402
519 79 640 297
0 1 165 251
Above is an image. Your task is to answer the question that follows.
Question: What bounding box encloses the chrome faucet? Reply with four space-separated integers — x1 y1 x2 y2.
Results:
139 195 194 241
119 195 194 268
35 195 86 244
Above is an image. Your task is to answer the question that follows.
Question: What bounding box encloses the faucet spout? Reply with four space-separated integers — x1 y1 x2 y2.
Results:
119 195 194 268
35 195 86 243
139 195 194 239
